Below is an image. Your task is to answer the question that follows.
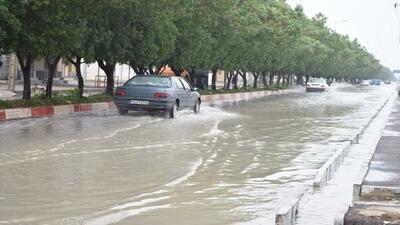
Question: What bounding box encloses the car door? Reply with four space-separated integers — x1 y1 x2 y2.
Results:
173 78 186 107
179 78 195 107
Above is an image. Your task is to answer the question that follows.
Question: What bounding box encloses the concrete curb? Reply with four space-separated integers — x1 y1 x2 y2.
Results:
201 89 301 104
313 96 391 191
360 185 400 201
334 205 350 225
0 102 116 121
275 93 394 225
334 93 396 224
0 88 301 122
275 196 303 225
313 141 352 190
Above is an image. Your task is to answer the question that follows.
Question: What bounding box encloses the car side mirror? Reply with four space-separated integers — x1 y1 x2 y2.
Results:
192 87 199 91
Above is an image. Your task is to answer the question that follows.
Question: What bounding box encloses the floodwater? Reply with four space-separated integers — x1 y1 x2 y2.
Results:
0 84 395 225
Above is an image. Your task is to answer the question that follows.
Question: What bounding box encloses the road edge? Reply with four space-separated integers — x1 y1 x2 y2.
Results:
0 88 302 122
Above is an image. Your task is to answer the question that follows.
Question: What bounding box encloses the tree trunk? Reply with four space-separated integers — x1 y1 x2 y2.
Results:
130 63 146 75
269 72 274 87
148 65 155 75
211 67 218 90
67 56 84 98
238 71 247 89
226 71 233 89
262 72 267 87
98 60 115 96
253 73 259 88
45 56 61 98
296 74 302 85
277 74 282 86
17 53 34 100
306 75 310 84
233 74 238 89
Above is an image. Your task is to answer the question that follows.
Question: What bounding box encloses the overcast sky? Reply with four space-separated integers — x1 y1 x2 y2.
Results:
286 0 400 70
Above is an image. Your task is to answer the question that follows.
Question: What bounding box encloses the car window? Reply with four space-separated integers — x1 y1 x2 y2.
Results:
126 76 171 87
174 78 185 89
179 78 192 90
309 79 326 84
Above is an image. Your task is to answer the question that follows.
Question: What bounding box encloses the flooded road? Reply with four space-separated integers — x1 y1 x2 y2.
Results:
0 84 395 225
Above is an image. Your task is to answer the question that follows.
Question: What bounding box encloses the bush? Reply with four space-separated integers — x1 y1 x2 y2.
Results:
0 92 112 110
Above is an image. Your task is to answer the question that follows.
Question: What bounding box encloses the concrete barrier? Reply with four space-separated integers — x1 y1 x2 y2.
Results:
31 106 54 118
277 92 395 225
313 141 352 190
53 105 74 115
4 108 31 120
201 88 303 105
360 185 400 201
275 197 302 225
313 94 393 191
333 205 350 225
91 102 110 112
0 110 6 121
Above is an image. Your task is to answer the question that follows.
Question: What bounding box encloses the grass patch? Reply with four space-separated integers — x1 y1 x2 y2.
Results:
0 89 112 110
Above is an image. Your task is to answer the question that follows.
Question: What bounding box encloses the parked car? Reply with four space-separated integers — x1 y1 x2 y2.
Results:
384 80 392 84
360 80 370 86
113 76 201 118
370 79 381 85
306 78 328 92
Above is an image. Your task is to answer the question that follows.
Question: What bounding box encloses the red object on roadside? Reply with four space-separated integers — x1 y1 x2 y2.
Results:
0 110 5 121
31 106 54 118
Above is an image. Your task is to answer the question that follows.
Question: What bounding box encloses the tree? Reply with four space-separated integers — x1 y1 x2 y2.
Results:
122 0 177 75
64 0 94 98
35 0 86 98
0 0 19 54
2 0 47 100
89 0 135 96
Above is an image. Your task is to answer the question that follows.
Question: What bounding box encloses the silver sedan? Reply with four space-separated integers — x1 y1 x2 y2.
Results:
113 76 201 118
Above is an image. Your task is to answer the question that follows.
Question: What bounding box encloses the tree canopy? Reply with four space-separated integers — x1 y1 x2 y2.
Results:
0 0 394 97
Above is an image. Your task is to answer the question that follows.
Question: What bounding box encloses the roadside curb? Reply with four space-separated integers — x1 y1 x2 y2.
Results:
274 92 394 225
0 88 301 122
0 102 116 121
201 89 301 104
275 196 303 225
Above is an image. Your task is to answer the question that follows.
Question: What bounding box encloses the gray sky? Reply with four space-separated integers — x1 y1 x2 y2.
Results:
286 0 400 70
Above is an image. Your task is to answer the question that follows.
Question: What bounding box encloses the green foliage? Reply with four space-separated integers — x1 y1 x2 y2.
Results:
0 92 111 109
1 0 392 97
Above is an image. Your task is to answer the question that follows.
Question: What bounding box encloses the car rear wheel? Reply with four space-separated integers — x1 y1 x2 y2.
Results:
118 108 128 115
169 103 178 118
193 101 200 114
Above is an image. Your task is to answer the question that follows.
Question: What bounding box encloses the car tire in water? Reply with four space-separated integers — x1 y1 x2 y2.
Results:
118 108 128 115
169 103 178 118
193 101 200 114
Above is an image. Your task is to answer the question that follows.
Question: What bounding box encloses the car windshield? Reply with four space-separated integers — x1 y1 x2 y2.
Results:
309 79 325 84
126 77 171 87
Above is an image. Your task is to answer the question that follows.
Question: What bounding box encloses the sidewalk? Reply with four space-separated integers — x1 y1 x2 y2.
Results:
344 97 400 224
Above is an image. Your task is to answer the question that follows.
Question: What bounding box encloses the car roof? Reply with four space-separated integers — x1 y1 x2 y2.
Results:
135 75 171 78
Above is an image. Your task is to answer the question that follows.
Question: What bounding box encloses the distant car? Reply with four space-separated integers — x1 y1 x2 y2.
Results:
384 80 392 84
370 79 381 85
113 76 201 118
360 80 370 86
306 78 328 92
